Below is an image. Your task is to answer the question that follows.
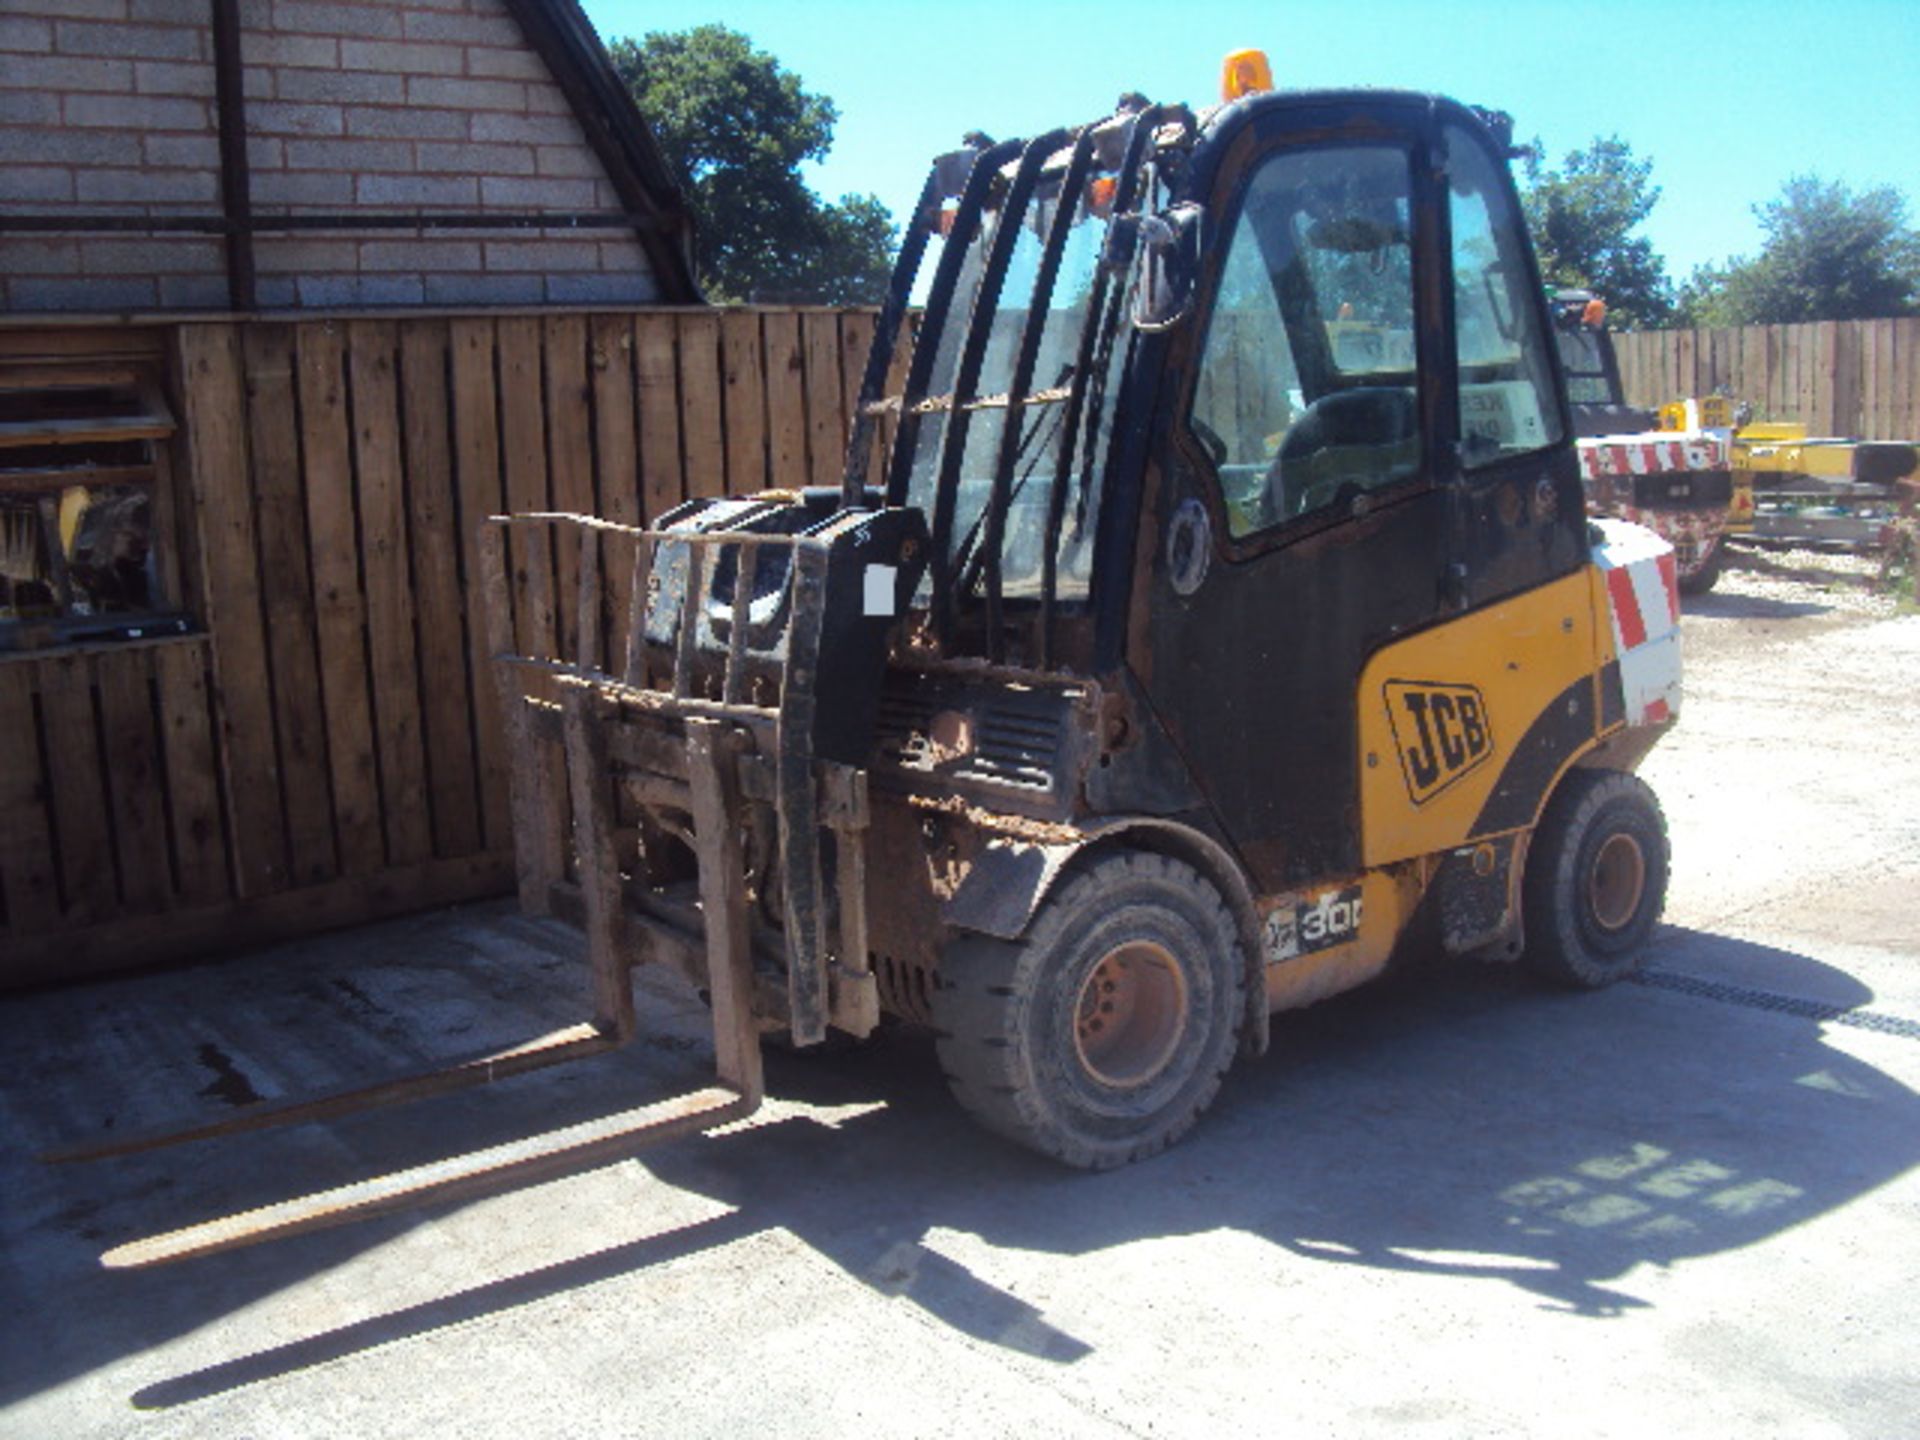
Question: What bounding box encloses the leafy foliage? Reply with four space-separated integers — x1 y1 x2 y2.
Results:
609 25 895 303
1677 176 1920 326
1520 136 1673 328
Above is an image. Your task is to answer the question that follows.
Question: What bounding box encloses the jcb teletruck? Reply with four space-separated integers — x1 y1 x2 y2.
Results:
60 57 1684 1268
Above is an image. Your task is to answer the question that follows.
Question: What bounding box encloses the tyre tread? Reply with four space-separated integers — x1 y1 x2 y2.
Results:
932 851 1245 1169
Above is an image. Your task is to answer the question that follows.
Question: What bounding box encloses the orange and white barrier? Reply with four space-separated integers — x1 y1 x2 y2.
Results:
1576 431 1729 480
1591 517 1681 728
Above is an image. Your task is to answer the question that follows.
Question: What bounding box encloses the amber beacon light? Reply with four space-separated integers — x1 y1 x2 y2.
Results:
1221 48 1274 101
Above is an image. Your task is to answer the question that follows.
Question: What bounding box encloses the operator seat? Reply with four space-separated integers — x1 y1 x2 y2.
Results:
1268 386 1418 520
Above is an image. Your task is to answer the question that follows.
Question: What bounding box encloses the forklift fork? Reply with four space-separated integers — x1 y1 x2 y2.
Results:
44 512 885 1268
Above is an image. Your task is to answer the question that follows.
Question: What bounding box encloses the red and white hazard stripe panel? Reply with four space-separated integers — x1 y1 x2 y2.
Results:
1591 516 1681 727
1576 432 1730 481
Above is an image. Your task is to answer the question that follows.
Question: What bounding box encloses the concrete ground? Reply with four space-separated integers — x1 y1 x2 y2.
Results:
2 544 1916 1439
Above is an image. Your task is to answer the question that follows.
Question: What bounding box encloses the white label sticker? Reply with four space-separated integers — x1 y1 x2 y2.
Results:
1262 886 1365 964
863 563 897 617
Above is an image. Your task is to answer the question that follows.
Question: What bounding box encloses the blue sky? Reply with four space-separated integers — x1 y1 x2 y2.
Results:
581 0 1920 284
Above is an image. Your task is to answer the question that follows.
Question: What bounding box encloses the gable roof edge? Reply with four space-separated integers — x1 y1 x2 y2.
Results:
499 0 704 303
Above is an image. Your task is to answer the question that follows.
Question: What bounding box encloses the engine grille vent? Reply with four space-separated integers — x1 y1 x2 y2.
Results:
872 690 1065 793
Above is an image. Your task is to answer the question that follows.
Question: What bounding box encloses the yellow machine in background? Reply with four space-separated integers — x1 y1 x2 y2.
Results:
1566 299 1920 556
1665 402 1920 548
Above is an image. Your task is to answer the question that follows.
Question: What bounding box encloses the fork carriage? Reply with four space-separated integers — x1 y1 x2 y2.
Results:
479 500 931 1073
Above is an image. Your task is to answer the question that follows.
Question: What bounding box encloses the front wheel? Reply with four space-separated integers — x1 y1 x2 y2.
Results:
932 851 1245 1169
1522 770 1669 988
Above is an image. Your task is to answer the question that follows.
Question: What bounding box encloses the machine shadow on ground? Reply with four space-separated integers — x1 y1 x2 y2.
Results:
2 921 1913 1413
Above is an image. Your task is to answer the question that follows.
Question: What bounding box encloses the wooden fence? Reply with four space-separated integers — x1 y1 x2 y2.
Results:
1612 317 1920 440
0 307 890 988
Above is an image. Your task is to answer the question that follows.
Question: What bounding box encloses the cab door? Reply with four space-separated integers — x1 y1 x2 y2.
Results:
1132 106 1580 893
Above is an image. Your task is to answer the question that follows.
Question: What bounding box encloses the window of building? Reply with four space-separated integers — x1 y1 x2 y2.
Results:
0 363 189 651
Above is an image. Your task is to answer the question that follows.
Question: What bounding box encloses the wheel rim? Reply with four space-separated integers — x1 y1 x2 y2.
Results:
1073 941 1189 1089
1589 832 1647 932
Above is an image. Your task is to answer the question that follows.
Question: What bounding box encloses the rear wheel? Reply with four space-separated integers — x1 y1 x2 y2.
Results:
1678 536 1725 595
932 851 1245 1169
1522 770 1669 988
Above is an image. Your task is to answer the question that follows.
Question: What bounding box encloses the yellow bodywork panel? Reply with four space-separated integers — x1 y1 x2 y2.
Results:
1734 425 1864 480
1357 566 1609 869
1259 865 1424 1013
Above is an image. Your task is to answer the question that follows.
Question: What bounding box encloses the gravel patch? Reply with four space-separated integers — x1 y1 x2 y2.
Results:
1714 540 1903 619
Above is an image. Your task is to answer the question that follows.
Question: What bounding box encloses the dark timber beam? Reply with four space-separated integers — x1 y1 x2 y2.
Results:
208 0 256 310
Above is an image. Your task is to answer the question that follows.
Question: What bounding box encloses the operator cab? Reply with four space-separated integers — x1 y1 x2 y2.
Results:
854 79 1588 888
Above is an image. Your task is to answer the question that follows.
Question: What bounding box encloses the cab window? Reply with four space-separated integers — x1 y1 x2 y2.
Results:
1188 145 1419 539
1447 125 1565 466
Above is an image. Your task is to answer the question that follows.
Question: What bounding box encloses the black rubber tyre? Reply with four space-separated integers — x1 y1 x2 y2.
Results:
932 851 1245 1169
1522 770 1669 988
1678 537 1725 596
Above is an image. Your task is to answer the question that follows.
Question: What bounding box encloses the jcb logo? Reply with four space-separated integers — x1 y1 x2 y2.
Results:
1385 681 1494 805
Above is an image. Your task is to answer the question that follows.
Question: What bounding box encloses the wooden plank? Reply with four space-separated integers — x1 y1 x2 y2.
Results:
154 639 227 907
1614 330 1639 408
497 317 555 659
1739 326 1767 422
0 662 61 935
400 319 482 860
633 313 682 522
0 464 155 496
1812 320 1837 434
762 310 808 491
719 309 768 496
676 311 725 501
494 318 568 879
480 528 563 914
449 317 513 854
1765 325 1785 422
1834 320 1862 437
589 314 641 671
563 687 634 1036
837 308 876 490
36 651 116 923
1861 318 1887 438
1897 319 1920 439
1794 323 1816 427
803 311 847 490
296 321 384 876
877 310 916 486
176 324 285 898
95 648 170 914
346 321 431 867
2 850 513 991
685 718 763 1100
0 328 167 363
0 413 175 450
1711 328 1733 397
543 314 595 663
242 324 336 888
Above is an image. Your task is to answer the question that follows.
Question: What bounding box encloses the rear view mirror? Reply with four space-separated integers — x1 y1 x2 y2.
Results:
1130 203 1204 332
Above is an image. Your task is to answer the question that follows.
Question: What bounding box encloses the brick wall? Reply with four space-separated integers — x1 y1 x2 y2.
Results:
0 0 662 311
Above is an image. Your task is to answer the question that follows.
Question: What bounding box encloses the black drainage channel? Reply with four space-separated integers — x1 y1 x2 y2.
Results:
1634 969 1920 1041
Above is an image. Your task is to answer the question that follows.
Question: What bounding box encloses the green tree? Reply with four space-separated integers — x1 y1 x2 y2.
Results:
1521 136 1673 328
608 25 895 303
1676 175 1919 325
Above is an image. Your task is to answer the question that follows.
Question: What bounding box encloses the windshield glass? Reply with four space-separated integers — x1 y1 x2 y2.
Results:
1553 327 1617 406
894 157 1123 606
